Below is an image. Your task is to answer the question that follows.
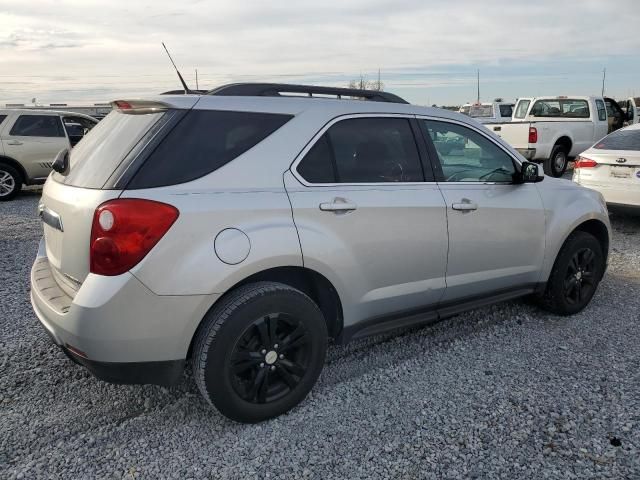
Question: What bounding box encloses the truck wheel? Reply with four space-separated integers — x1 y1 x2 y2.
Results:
0 163 23 201
539 231 605 315
543 145 569 177
193 281 328 423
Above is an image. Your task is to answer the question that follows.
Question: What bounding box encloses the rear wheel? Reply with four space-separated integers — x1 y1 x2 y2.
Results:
543 145 569 177
0 163 22 201
540 231 605 315
193 281 327 423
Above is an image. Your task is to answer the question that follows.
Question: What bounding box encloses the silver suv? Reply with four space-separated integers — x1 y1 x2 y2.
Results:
30 84 611 423
0 109 97 200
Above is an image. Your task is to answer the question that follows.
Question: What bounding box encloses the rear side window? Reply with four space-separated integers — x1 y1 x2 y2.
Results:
296 117 424 184
468 105 493 118
128 110 292 188
499 104 513 117
594 128 640 150
10 115 65 137
514 100 530 119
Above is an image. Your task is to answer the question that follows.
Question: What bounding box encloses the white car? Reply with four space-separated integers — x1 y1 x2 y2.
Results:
573 123 640 209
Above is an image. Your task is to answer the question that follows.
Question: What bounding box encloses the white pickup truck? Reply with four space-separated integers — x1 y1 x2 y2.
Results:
459 99 514 124
485 96 610 177
617 97 640 125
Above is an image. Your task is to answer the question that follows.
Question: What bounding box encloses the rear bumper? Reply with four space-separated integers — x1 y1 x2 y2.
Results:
30 238 218 385
574 182 640 208
515 148 536 160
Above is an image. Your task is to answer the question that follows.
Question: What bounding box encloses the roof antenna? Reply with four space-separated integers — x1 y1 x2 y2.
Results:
162 42 191 94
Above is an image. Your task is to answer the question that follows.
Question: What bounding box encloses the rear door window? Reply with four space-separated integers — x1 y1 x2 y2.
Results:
10 115 65 137
128 110 293 188
296 117 425 183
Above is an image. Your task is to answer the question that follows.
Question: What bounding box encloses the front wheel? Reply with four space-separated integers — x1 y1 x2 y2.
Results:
540 231 605 315
543 145 569 177
193 282 327 423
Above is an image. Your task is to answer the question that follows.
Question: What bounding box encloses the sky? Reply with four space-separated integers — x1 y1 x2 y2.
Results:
1 0 639 106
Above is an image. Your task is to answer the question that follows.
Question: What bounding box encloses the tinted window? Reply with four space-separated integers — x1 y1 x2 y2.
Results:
298 117 423 183
514 100 530 119
0 115 6 125
499 104 513 117
530 99 589 118
129 110 292 188
594 128 640 150
596 99 607 121
10 115 65 137
424 120 515 182
297 135 335 183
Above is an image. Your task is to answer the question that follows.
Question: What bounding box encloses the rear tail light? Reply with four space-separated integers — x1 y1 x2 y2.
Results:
574 156 598 168
528 127 538 144
90 199 179 276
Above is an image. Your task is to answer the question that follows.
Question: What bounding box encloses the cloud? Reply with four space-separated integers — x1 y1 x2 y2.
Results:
0 0 639 104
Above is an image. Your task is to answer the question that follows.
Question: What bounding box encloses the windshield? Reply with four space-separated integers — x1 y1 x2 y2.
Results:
53 110 165 188
468 105 494 118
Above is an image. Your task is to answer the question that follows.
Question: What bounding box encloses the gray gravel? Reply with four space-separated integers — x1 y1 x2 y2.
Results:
1 191 639 480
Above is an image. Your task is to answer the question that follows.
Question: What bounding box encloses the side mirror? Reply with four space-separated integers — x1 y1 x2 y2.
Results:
520 161 543 183
52 148 70 176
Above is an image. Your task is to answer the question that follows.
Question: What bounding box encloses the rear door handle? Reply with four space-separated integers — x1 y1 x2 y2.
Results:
319 199 357 213
6 140 22 145
452 201 478 211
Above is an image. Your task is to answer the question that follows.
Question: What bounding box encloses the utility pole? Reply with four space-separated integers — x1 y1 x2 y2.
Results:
476 69 480 104
195 69 199 90
601 68 606 96
377 68 381 91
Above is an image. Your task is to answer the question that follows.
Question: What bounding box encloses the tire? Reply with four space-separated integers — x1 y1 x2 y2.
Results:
543 145 569 177
540 231 605 316
193 281 328 423
0 163 23 201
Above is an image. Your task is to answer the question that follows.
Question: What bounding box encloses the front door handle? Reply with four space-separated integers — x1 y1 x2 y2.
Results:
319 198 357 213
452 200 478 211
6 140 22 145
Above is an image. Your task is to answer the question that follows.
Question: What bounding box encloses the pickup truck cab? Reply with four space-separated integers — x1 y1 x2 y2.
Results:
459 99 514 124
0 109 98 200
485 96 610 177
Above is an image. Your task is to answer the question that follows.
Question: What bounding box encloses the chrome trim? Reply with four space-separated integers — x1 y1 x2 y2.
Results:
38 204 64 232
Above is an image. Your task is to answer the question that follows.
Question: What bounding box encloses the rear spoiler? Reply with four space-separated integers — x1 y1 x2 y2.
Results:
111 100 170 114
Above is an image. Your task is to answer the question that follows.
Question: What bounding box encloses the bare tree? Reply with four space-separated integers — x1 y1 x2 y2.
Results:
349 71 384 91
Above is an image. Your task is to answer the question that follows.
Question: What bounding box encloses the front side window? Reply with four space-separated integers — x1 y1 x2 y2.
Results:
423 120 516 183
596 99 607 122
10 115 65 137
514 100 530 119
296 117 424 183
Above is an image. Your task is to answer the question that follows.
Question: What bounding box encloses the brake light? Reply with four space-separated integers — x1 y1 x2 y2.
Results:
90 199 179 276
574 156 598 168
113 100 133 110
528 127 538 143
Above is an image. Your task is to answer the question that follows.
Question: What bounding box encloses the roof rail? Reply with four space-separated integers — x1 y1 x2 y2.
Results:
205 83 409 104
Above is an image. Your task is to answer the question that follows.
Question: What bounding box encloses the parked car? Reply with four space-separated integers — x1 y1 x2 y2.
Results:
485 96 613 177
459 99 514 124
31 84 610 423
0 109 97 200
573 123 640 210
616 97 640 125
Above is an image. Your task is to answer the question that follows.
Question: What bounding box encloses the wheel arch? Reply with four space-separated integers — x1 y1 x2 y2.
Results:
553 135 573 155
0 155 27 184
187 266 344 358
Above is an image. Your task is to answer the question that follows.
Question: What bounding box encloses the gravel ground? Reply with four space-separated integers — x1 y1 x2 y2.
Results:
1 190 639 480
